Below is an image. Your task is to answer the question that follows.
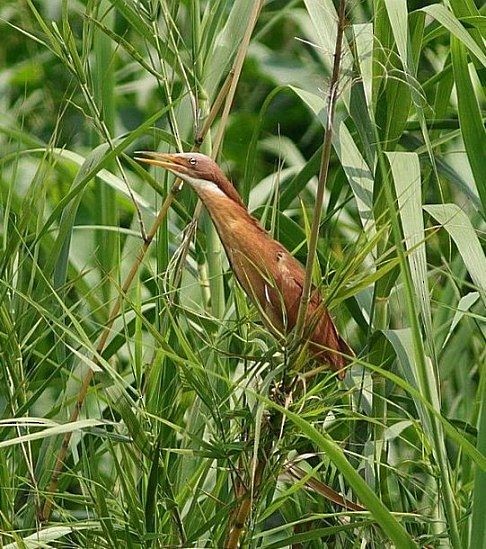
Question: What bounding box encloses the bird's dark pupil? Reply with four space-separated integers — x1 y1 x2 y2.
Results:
189 158 197 165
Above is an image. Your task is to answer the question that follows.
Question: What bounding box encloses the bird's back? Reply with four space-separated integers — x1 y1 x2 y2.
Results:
219 215 349 377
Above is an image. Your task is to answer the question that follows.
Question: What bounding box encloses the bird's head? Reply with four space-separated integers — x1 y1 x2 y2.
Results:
136 151 244 207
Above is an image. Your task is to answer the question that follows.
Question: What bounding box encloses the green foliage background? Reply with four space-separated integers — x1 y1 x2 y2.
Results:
0 0 485 547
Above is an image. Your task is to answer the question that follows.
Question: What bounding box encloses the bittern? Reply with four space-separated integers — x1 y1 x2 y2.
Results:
137 152 351 379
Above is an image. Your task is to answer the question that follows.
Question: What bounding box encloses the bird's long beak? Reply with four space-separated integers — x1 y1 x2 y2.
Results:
135 151 188 175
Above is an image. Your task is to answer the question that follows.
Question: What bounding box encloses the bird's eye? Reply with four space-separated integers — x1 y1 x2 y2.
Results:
189 157 197 166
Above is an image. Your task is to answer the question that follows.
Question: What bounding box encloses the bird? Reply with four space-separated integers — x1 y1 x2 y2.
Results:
136 152 351 379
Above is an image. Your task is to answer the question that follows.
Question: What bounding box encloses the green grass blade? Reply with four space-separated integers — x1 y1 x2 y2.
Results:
425 204 486 304
451 37 486 215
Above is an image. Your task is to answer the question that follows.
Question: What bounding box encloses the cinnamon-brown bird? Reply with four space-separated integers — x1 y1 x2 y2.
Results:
136 152 351 379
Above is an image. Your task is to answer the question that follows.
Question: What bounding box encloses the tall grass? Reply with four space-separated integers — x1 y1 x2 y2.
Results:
0 0 484 547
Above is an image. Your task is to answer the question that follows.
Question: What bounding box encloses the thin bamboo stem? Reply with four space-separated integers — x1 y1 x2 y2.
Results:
225 459 266 549
294 0 347 342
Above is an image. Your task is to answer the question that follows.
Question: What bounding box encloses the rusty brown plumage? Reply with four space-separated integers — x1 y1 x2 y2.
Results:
136 152 351 378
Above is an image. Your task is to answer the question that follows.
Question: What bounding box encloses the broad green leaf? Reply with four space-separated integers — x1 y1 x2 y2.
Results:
3 524 100 548
0 419 105 448
353 23 374 109
302 0 353 82
425 204 486 304
386 152 432 334
290 86 375 231
384 3 437 185
384 0 409 69
334 120 375 231
443 292 480 347
421 4 486 68
204 0 255 100
451 37 486 215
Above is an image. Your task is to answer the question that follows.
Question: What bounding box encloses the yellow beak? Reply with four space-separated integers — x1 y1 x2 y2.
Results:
135 152 188 175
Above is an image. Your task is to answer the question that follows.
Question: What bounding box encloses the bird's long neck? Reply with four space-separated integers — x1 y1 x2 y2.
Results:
191 182 264 255
196 171 245 209
195 184 251 230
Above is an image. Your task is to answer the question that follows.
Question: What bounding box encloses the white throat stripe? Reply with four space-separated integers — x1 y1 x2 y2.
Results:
187 176 226 197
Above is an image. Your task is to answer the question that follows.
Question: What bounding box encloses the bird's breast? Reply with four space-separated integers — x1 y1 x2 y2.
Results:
199 191 304 333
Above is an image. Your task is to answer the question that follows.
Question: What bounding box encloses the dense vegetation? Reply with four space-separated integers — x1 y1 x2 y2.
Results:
0 0 485 547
